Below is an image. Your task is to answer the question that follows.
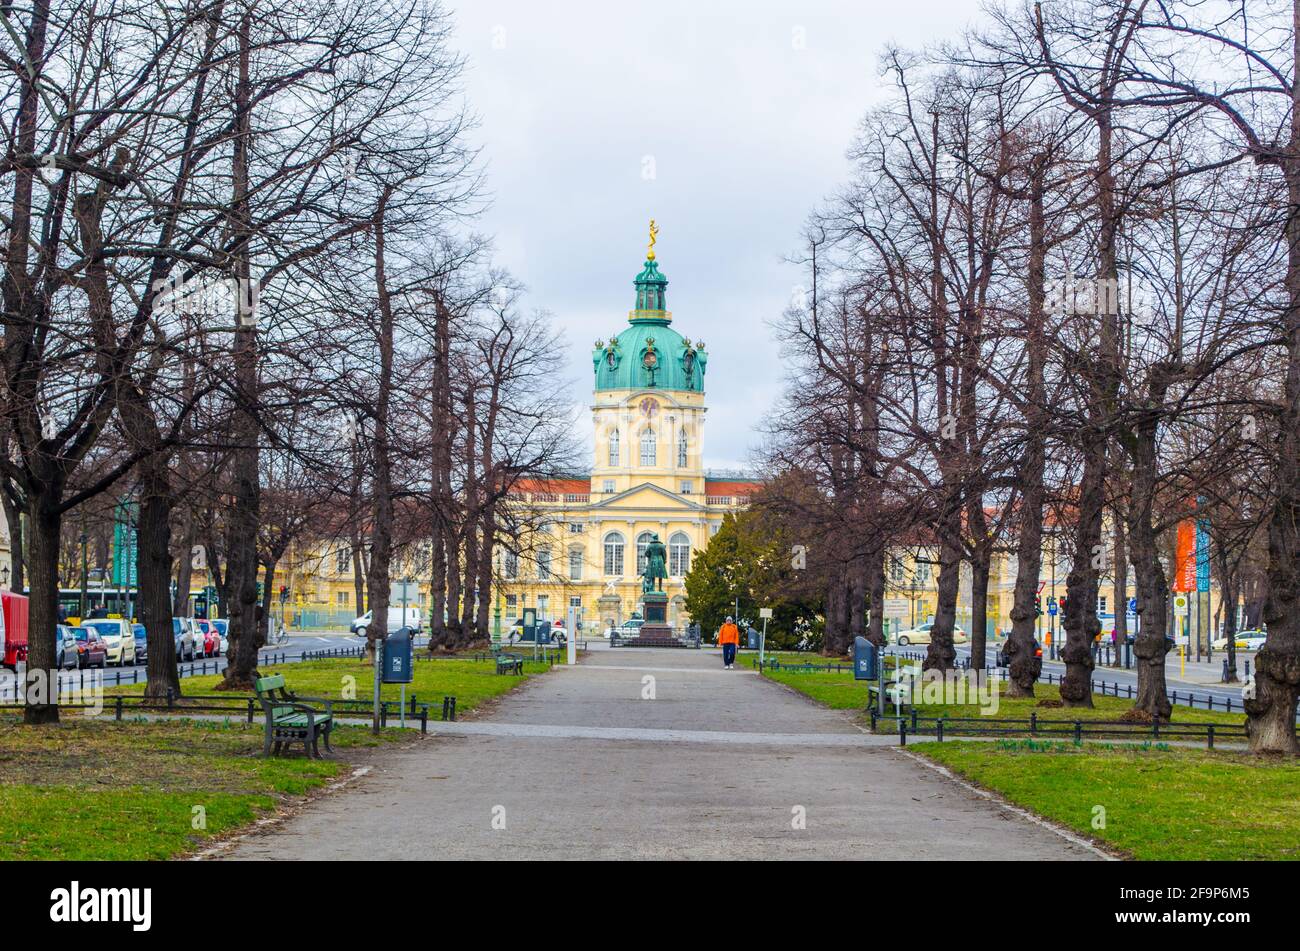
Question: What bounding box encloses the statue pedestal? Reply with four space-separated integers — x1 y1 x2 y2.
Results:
631 591 674 644
641 592 668 625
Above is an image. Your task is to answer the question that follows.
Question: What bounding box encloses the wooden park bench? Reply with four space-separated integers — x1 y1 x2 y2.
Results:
495 652 523 675
254 674 335 758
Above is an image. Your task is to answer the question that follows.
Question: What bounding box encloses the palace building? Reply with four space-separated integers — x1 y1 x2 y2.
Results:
497 224 759 632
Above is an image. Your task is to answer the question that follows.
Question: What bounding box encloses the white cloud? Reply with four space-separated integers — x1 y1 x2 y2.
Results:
454 0 986 470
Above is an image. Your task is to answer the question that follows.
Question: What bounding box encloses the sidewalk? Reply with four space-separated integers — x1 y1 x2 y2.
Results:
218 647 1099 860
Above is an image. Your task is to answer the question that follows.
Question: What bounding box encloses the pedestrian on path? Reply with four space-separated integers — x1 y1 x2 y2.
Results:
718 616 740 669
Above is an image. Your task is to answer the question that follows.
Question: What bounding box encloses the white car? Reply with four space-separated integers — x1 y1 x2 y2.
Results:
82 618 137 666
351 607 424 638
1235 631 1267 651
612 619 645 639
891 622 968 647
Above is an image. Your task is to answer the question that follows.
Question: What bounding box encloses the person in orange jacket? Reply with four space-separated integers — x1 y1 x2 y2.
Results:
718 615 741 669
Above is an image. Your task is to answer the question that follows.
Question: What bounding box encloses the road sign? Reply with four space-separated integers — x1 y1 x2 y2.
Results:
759 607 773 619
1173 594 1190 617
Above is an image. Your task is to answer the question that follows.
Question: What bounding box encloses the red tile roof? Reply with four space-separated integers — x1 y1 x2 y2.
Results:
704 480 760 495
513 477 590 494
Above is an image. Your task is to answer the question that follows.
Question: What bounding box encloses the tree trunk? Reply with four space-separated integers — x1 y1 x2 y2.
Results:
848 554 866 641
139 459 181 701
865 543 886 648
1111 502 1127 666
23 495 61 724
351 530 366 616
216 13 261 692
1005 156 1049 698
173 510 195 619
473 500 496 642
969 546 990 671
924 499 961 673
364 187 398 729
1126 381 1173 721
1250 22 1300 750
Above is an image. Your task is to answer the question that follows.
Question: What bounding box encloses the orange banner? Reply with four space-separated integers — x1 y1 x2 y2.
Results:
1172 521 1197 592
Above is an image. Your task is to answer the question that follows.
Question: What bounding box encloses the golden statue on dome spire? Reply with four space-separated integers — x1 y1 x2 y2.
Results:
647 218 659 260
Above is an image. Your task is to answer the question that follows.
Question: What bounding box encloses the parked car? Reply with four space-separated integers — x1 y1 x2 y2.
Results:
193 619 220 657
55 625 81 670
0 591 30 671
131 624 148 664
613 618 645 639
72 625 108 669
213 618 229 654
1235 631 1267 651
995 639 1043 667
82 618 136 666
891 622 967 647
351 606 424 638
171 618 199 662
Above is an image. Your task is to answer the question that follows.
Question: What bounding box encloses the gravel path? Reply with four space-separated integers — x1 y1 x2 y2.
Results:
219 647 1099 860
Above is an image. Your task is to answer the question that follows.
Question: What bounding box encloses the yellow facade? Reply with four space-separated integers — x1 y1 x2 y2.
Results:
499 385 753 634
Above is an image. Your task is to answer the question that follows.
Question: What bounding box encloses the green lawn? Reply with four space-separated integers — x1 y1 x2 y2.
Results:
108 656 553 717
762 666 1247 734
0 717 402 859
0 656 553 858
915 741 1300 860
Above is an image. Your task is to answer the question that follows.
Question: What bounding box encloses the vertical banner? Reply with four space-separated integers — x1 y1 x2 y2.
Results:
1173 520 1196 592
1195 518 1211 593
112 498 138 588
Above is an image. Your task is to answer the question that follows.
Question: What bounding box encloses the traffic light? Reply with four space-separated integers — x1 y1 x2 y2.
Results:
1035 597 1042 618
1058 595 1069 615
279 585 289 603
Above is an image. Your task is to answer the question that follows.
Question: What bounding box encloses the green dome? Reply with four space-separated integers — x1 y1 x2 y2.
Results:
592 256 707 392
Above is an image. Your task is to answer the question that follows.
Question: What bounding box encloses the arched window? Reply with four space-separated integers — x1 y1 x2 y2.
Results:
608 429 620 467
636 531 655 574
640 427 656 466
677 428 688 467
603 532 624 576
669 532 691 576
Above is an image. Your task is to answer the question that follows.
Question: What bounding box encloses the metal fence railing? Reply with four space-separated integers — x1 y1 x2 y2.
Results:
869 708 1260 749
885 650 1286 719
0 687 457 733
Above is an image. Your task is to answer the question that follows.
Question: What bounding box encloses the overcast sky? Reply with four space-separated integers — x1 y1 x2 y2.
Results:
451 0 989 472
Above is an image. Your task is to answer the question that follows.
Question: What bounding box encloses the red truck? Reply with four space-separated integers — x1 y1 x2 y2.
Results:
0 591 30 670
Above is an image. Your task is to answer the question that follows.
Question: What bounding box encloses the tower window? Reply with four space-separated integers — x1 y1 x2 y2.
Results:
678 428 688 467
608 429 620 467
640 428 656 466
